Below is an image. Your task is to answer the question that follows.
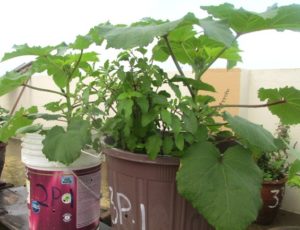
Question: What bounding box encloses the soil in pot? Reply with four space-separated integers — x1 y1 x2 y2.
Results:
104 148 214 230
256 178 287 225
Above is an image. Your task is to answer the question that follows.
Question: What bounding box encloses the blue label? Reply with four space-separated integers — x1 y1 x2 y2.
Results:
61 175 74 185
32 200 40 213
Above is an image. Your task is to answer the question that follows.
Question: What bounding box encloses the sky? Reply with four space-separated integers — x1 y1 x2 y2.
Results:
1 0 300 74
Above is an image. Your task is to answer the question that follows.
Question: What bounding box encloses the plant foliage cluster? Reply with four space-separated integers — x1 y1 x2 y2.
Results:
1 3 300 230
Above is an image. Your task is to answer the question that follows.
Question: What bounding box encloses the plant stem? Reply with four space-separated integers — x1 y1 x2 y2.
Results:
65 50 83 123
70 50 83 78
162 35 195 98
212 100 286 109
22 83 66 97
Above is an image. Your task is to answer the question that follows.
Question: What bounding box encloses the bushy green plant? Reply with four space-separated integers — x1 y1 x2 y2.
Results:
1 3 300 230
88 4 300 230
257 124 290 181
0 39 105 164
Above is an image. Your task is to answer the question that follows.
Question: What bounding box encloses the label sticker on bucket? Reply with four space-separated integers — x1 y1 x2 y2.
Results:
62 193 72 204
63 213 72 223
32 201 40 214
61 175 74 185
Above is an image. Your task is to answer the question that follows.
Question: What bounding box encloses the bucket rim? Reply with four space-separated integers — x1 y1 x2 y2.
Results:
103 147 179 166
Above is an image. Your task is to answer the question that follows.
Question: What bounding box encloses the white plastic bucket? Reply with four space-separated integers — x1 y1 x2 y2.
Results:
21 133 102 230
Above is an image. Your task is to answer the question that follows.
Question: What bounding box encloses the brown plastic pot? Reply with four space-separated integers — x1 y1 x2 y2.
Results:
256 178 287 225
104 148 214 230
0 142 6 178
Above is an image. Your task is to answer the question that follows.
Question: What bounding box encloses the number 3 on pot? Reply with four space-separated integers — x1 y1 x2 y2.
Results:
268 188 284 209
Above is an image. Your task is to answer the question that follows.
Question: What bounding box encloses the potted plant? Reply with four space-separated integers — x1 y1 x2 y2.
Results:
0 38 104 229
87 3 300 230
256 124 290 225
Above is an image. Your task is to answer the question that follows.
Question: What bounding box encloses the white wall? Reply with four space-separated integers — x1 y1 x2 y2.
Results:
240 68 300 214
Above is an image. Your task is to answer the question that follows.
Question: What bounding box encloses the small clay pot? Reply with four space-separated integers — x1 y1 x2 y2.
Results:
0 142 7 178
256 178 287 225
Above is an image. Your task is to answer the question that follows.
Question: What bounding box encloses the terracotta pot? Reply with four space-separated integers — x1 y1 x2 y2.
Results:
256 178 287 225
0 142 6 178
104 148 214 230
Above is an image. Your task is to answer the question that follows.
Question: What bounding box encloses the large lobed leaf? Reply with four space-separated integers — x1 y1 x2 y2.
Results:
224 113 278 153
91 13 198 49
202 3 300 35
42 118 91 165
1 44 56 62
177 142 262 230
258 87 300 125
0 70 32 96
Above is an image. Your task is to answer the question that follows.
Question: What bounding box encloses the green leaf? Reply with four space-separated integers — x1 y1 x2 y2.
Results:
171 76 215 92
171 114 181 134
70 35 92 50
161 109 172 125
288 160 300 188
199 17 235 47
136 97 149 113
258 87 300 125
16 124 43 134
44 101 64 112
176 142 262 230
168 82 181 98
162 136 173 154
141 111 156 127
65 52 99 64
175 133 184 150
183 113 198 134
224 113 278 153
42 119 91 165
33 56 69 88
94 13 198 49
0 107 37 142
117 99 133 119
145 134 162 159
27 113 63 121
117 91 143 100
202 3 300 35
1 44 55 61
168 25 197 42
0 70 31 96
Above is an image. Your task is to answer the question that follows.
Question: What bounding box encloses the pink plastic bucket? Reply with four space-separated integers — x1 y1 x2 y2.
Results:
22 134 102 230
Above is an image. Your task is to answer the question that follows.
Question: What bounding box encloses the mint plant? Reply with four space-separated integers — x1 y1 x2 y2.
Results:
0 38 104 164
89 3 300 230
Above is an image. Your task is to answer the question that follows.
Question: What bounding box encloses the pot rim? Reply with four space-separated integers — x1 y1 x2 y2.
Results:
104 147 180 166
263 177 287 185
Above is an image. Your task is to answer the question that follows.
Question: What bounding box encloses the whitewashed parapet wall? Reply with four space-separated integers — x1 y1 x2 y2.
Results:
240 68 300 214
